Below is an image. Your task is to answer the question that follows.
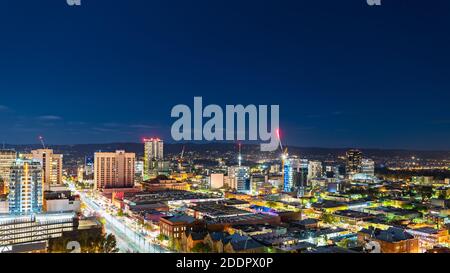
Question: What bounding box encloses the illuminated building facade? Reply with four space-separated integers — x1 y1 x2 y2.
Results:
143 138 164 179
27 149 63 190
8 159 43 215
283 158 294 192
295 159 309 197
84 156 94 176
228 166 250 193
346 149 362 176
0 149 17 194
308 160 323 180
94 150 136 189
361 158 375 176
210 173 224 189
77 167 84 182
0 213 76 253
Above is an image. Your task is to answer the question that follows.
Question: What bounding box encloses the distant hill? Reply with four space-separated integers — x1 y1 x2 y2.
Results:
3 143 450 161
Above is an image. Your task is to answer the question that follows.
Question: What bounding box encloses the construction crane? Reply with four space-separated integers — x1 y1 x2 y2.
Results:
276 129 288 159
38 136 46 149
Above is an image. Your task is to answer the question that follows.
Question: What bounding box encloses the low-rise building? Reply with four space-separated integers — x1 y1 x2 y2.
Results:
407 227 450 252
44 191 81 213
358 227 419 253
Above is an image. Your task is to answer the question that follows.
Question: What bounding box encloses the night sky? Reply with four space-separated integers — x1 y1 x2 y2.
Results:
0 0 449 150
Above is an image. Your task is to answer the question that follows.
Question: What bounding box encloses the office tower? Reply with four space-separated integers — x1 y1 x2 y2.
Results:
295 159 308 197
84 156 94 176
308 160 323 180
94 150 135 190
8 159 43 214
157 161 170 176
77 166 84 182
283 158 294 192
361 158 375 176
250 174 268 195
0 149 17 194
29 149 63 190
210 173 224 189
346 149 362 176
283 156 303 193
143 138 163 179
325 165 339 179
228 166 250 193
135 160 144 177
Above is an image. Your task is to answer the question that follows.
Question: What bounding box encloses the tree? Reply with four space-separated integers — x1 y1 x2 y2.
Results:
191 243 211 253
102 234 119 253
117 209 124 217
157 234 168 242
169 238 182 252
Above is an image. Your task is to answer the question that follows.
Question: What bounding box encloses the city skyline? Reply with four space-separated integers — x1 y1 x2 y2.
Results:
0 0 449 149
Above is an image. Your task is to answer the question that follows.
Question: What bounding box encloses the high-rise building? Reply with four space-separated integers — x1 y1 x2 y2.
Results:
295 159 308 196
283 156 304 192
0 149 17 194
210 173 224 189
94 150 135 190
325 165 340 179
8 159 43 215
283 158 294 192
308 160 323 180
346 149 362 176
135 160 144 177
143 138 163 179
228 166 250 193
28 149 63 190
77 166 84 182
361 158 375 176
250 174 268 195
84 156 94 176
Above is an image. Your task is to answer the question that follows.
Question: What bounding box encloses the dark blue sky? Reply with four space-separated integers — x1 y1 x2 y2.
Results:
0 0 449 149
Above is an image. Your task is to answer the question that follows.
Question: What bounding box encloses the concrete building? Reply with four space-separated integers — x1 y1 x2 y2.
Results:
84 156 94 176
228 166 250 193
361 158 375 176
0 149 16 194
0 196 8 214
210 173 224 189
308 160 323 180
27 149 63 190
94 150 135 190
44 191 81 213
346 149 362 176
77 166 84 182
0 213 77 253
8 159 43 215
143 138 163 179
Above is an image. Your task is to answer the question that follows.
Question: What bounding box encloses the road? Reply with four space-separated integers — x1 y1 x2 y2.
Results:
71 185 169 253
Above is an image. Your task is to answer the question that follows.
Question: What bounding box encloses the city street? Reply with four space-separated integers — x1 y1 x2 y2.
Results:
70 184 169 253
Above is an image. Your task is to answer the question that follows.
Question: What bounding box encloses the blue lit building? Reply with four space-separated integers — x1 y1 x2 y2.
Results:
8 159 43 215
283 158 294 192
229 166 250 193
